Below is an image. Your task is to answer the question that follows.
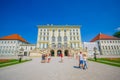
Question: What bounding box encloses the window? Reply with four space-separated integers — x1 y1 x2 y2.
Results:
77 32 78 35
71 43 73 48
102 46 104 49
74 37 75 40
111 46 113 49
40 33 42 35
114 46 116 49
58 43 61 48
43 37 45 40
58 36 62 42
104 41 106 43
47 37 49 40
70 37 72 40
53 29 55 32
110 41 112 43
108 46 110 49
105 46 107 49
47 33 49 35
118 41 120 43
30 47 32 50
58 29 61 32
43 44 45 48
73 32 75 35
117 46 119 49
64 36 67 41
40 37 42 40
52 36 55 42
77 37 79 40
113 41 114 43
52 43 55 48
64 29 66 32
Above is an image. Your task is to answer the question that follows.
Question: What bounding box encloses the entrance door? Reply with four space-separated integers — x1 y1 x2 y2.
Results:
64 50 68 56
50 50 54 56
57 50 62 56
24 52 27 56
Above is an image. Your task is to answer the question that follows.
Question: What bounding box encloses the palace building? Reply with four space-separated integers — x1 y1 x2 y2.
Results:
0 34 29 56
90 33 120 55
36 24 83 56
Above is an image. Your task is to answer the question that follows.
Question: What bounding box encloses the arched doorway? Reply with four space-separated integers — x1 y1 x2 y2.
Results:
57 50 62 56
50 50 54 56
64 50 69 56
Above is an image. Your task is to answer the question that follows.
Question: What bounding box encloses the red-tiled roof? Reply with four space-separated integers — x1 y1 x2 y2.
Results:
90 33 120 42
0 34 27 42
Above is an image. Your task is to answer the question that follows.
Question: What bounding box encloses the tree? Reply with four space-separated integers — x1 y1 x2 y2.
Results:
113 31 120 38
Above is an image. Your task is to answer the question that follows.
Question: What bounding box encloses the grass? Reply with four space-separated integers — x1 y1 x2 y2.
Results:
88 58 120 67
0 59 31 68
0 59 17 64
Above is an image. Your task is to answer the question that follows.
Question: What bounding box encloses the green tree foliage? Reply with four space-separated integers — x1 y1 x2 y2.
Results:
113 31 120 38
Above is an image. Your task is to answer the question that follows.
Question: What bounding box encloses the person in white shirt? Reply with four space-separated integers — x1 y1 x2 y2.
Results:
78 52 84 69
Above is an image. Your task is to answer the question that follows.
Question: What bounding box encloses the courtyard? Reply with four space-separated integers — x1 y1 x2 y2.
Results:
0 57 120 80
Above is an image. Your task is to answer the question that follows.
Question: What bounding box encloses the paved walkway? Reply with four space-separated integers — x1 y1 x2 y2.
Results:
0 57 120 80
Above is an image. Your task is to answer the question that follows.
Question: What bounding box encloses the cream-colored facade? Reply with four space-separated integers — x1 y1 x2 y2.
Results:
36 24 83 56
96 40 120 55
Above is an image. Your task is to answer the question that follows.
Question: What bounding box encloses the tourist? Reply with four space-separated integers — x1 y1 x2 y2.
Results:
94 53 97 61
83 54 88 70
45 54 48 63
60 53 63 62
47 54 51 63
41 54 45 63
78 52 84 69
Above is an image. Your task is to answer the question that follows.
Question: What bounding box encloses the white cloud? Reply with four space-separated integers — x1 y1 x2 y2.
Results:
115 27 120 31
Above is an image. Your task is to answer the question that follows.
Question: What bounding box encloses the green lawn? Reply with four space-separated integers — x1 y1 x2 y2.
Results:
88 58 120 67
0 59 31 68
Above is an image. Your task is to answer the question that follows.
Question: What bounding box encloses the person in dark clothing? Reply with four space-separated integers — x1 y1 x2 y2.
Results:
94 53 97 61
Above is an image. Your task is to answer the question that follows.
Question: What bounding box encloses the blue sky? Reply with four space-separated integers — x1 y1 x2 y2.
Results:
0 0 120 44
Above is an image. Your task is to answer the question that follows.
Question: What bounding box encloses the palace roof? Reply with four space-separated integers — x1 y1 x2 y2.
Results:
37 24 81 28
0 34 27 43
90 33 120 42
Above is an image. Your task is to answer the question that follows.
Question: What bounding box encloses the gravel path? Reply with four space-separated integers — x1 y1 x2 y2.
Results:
0 57 120 80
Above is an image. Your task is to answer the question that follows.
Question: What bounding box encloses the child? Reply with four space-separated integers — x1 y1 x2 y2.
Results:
83 54 88 70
